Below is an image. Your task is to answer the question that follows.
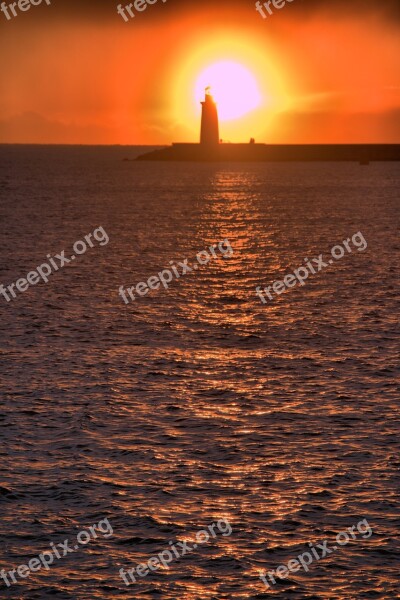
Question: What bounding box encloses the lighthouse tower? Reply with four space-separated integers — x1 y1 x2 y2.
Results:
200 88 219 146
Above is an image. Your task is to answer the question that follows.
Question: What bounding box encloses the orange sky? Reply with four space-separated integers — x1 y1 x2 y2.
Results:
0 0 399 144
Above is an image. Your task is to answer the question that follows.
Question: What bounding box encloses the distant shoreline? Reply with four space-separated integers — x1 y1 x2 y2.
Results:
136 143 400 162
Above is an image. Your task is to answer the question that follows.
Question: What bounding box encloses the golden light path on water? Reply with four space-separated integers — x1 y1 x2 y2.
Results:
1 148 398 598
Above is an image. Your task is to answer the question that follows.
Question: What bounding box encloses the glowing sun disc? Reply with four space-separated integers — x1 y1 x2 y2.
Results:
195 61 261 121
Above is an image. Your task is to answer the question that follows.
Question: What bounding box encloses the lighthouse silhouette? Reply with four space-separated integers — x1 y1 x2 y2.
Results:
200 87 219 146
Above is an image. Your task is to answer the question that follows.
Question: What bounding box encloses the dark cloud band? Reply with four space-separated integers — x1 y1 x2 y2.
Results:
6 0 400 21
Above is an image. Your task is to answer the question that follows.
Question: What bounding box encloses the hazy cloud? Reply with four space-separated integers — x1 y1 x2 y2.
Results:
1 0 399 23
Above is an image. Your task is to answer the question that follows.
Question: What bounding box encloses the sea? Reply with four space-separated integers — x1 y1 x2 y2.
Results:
0 145 399 599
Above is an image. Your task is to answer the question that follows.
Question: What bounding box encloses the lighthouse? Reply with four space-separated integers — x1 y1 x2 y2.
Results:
200 88 219 146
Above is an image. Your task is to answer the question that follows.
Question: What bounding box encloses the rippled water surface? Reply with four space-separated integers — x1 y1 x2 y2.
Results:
0 146 399 599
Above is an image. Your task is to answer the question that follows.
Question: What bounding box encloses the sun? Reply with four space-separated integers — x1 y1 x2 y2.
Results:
195 61 262 121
